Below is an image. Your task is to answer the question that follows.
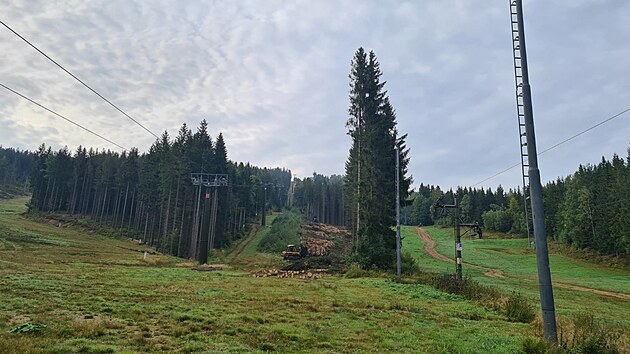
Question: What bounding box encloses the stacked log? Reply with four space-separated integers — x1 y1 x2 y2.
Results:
306 237 335 256
251 269 329 279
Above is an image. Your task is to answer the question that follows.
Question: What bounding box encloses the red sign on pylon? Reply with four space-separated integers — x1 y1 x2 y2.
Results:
205 192 210 199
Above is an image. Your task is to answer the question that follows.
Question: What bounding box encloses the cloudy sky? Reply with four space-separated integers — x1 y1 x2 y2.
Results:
1 0 629 191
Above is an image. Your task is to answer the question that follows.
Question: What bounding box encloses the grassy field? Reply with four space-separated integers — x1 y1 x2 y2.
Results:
0 198 538 353
401 225 630 338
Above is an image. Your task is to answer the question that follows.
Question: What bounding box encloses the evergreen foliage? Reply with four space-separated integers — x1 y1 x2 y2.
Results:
403 149 630 257
24 121 291 262
0 146 33 197
344 48 412 269
291 173 345 225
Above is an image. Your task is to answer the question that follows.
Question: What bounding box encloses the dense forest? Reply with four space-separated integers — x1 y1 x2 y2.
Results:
0 147 33 198
401 149 630 256
5 139 630 259
25 120 291 263
290 173 345 226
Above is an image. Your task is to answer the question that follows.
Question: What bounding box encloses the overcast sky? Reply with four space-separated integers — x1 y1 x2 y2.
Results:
1 0 629 191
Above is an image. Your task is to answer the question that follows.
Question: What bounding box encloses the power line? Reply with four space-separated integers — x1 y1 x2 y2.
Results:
472 106 630 187
0 82 128 151
0 19 159 139
537 107 630 156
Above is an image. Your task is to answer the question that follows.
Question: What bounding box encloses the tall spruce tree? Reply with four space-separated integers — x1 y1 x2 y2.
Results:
345 48 411 269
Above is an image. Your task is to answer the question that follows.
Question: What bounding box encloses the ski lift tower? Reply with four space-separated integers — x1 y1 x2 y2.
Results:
509 0 557 343
190 173 228 264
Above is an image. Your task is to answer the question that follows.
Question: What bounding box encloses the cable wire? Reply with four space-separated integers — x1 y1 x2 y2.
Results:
0 20 159 139
0 82 128 151
472 106 630 187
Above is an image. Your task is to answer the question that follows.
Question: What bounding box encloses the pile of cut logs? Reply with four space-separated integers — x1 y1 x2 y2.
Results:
251 269 329 279
306 237 335 256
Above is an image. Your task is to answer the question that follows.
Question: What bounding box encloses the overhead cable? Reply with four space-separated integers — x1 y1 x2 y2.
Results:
472 106 630 187
0 19 159 139
0 82 128 151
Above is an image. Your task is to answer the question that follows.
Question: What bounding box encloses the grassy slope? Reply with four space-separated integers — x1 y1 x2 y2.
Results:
0 199 531 353
402 225 630 332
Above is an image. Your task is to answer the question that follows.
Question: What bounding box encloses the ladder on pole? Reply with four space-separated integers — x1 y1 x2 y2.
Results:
510 0 532 247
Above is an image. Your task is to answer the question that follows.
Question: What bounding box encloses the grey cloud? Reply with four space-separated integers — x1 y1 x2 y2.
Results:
1 0 629 192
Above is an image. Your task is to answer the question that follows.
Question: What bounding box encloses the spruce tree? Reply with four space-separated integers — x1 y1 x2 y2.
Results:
345 48 411 269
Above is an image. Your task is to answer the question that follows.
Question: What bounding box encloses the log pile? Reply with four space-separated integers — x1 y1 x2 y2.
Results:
306 237 335 256
251 269 329 279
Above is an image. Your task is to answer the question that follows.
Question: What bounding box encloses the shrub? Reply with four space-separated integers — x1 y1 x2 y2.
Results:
504 292 535 323
520 337 562 354
399 252 420 276
344 263 380 279
429 274 502 308
524 312 624 354
557 312 622 354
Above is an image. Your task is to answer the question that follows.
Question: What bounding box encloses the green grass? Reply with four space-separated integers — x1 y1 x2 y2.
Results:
257 211 304 253
0 198 536 353
402 225 630 339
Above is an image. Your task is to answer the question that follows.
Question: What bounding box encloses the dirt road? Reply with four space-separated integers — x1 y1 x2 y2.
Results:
417 227 505 278
417 227 630 299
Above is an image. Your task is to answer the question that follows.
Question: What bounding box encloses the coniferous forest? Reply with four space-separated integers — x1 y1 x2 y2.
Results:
23 120 291 264
0 147 33 198
399 150 630 256
3 47 630 266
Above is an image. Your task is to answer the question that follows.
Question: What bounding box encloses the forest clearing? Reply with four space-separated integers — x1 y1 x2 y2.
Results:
1 197 629 353
2 1 630 352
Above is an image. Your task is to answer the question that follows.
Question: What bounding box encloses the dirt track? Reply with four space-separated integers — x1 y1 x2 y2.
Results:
417 227 630 299
228 224 262 261
417 228 505 278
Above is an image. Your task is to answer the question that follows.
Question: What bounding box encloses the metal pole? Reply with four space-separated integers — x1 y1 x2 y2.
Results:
454 198 462 280
514 0 557 342
190 183 202 260
209 185 219 254
261 186 267 226
395 145 401 282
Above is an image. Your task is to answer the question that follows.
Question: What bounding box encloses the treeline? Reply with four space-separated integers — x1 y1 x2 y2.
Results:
402 183 528 234
0 147 33 197
546 153 630 256
28 120 291 263
290 174 345 226
403 150 630 256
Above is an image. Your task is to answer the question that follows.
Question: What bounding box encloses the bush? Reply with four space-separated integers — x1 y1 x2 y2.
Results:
429 274 502 307
344 263 381 279
398 252 420 276
504 292 535 323
521 337 562 354
522 312 625 354
557 312 622 354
